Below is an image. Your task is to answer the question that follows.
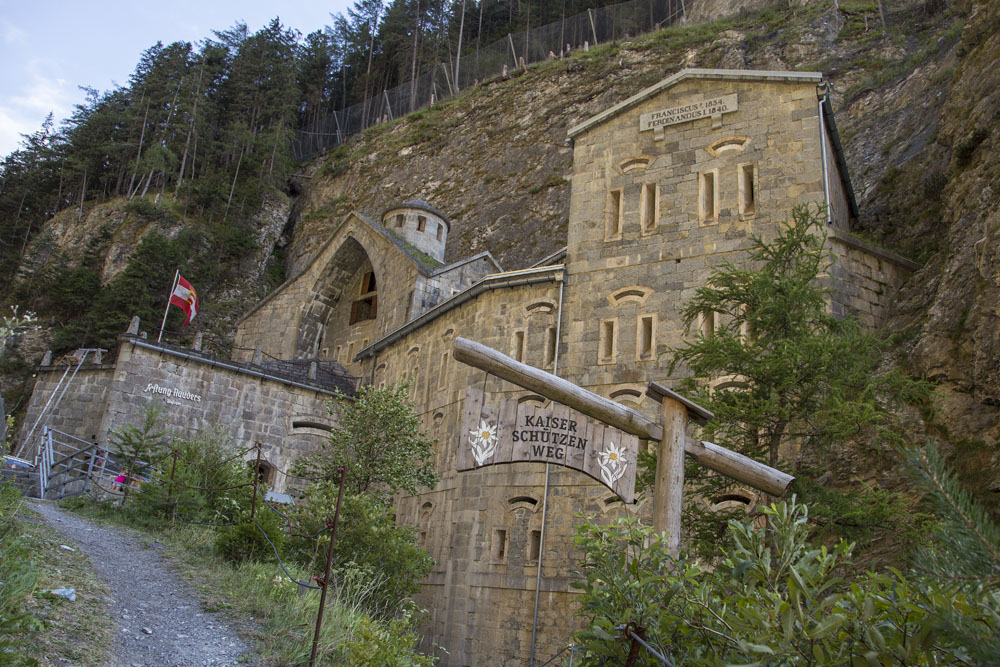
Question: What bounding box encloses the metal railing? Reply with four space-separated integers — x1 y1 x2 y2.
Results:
35 427 118 500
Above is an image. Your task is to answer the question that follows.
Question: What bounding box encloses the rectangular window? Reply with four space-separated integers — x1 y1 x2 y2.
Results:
436 223 443 241
544 326 557 367
638 315 654 359
361 271 376 294
700 171 717 223
395 213 404 228
417 215 426 232
439 351 449 389
739 163 756 216
640 182 658 233
493 529 507 561
361 339 369 349
599 319 616 363
513 330 526 362
605 189 623 240
698 311 715 339
334 345 341 362
347 342 355 361
528 530 541 563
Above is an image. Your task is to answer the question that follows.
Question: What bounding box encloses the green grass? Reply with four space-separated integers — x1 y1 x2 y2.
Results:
0 486 114 665
58 496 435 665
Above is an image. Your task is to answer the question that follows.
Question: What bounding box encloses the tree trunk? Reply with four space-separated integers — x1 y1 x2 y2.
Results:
409 0 421 112
223 145 244 222
127 100 150 200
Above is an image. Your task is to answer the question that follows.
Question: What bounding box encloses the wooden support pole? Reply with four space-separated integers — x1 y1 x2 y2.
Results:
655 397 686 555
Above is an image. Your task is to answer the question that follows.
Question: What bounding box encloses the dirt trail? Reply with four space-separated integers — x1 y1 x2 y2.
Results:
29 500 258 667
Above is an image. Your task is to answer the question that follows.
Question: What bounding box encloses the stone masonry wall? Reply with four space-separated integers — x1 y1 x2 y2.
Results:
829 231 919 328
98 339 339 492
563 77 829 395
358 273 632 666
17 364 114 458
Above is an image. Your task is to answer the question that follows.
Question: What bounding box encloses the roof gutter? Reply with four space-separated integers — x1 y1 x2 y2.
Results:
355 265 565 361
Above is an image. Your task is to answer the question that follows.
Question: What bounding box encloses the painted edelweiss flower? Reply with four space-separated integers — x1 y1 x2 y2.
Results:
469 419 498 466
598 441 628 486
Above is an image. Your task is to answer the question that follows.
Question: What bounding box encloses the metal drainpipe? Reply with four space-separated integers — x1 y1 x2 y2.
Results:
529 275 565 666
818 85 833 225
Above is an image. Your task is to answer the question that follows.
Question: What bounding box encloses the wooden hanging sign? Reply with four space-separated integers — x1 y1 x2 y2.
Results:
457 387 640 503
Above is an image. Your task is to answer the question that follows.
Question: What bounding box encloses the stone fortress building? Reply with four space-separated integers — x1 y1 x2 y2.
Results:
20 69 920 665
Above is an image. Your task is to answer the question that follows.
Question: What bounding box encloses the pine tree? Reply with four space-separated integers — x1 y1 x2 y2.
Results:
667 205 930 550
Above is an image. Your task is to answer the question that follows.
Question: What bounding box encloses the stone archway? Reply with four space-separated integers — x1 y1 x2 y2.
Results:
296 235 379 361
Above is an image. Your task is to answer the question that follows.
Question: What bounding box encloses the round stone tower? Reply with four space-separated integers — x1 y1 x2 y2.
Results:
381 199 450 263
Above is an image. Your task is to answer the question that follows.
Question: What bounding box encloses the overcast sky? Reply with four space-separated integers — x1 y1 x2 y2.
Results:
0 0 355 157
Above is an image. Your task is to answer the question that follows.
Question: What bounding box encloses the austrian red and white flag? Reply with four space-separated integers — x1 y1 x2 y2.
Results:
169 274 199 326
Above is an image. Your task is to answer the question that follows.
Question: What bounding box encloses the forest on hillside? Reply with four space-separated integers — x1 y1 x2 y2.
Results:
0 0 650 356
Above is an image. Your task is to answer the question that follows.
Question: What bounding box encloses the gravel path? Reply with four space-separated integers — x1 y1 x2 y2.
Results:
29 500 258 667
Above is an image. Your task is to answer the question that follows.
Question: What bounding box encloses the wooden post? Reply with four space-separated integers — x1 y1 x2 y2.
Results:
655 397 686 554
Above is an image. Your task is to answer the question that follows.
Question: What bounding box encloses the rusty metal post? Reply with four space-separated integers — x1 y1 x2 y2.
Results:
623 623 645 667
250 443 261 521
167 450 178 520
309 466 346 667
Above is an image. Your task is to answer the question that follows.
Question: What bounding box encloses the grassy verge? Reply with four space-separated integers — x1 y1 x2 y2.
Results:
0 484 113 665
58 496 434 665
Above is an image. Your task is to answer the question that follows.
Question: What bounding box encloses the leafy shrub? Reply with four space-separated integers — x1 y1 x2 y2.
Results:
340 611 437 666
289 486 433 615
215 507 285 564
571 493 998 665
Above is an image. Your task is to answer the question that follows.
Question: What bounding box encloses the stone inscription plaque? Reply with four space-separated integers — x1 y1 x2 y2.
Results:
457 388 639 503
639 93 738 131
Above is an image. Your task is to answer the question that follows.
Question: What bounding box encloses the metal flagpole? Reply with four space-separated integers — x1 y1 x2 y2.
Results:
158 269 179 342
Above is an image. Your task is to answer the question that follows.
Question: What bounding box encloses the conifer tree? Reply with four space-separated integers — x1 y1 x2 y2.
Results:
667 205 930 548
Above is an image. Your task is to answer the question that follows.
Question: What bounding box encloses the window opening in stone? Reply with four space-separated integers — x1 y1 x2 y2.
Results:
699 311 715 339
417 215 426 232
252 460 276 487
600 319 616 361
334 345 341 362
606 189 623 239
739 163 756 216
528 530 541 562
395 213 404 228
439 351 450 389
513 330 525 362
419 531 427 546
700 171 716 222
641 182 657 233
638 315 654 358
544 326 557 366
350 272 378 325
494 528 507 561
436 223 443 241
347 342 355 361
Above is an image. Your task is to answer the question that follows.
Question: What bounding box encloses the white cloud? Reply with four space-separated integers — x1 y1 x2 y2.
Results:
0 65 77 156
0 19 28 46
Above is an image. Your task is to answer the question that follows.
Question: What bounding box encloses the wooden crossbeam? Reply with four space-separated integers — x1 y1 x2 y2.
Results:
453 337 794 497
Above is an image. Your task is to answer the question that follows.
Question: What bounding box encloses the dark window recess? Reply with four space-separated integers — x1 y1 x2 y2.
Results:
361 271 377 294
349 296 377 324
